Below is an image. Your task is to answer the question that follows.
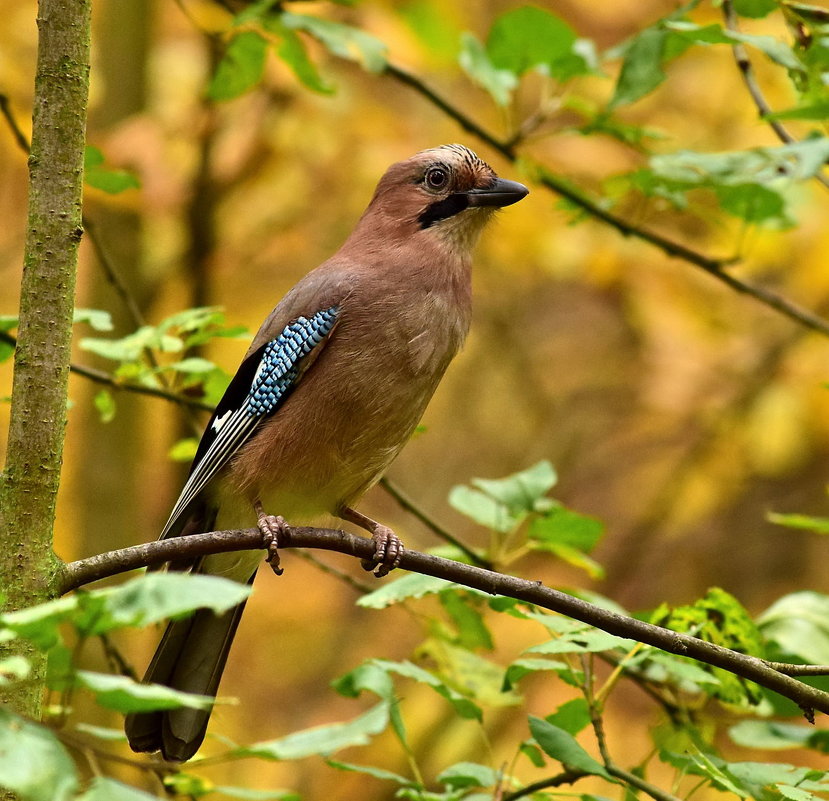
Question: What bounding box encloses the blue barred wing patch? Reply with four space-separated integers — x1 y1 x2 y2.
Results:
247 307 339 417
159 305 340 539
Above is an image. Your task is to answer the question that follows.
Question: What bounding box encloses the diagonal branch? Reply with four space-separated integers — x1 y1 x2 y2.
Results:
383 62 829 339
59 526 829 717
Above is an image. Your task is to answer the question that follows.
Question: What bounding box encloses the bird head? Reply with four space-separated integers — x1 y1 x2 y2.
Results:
360 144 528 253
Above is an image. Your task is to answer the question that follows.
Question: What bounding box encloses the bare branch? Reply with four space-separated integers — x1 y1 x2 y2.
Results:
59 526 829 717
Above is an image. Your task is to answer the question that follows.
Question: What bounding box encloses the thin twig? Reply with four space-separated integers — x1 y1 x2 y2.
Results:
379 476 491 568
291 548 375 594
82 217 149 331
97 632 139 681
589 693 682 801
0 331 214 412
722 0 829 192
382 62 829 339
765 662 829 677
501 770 587 801
0 93 31 152
58 526 829 716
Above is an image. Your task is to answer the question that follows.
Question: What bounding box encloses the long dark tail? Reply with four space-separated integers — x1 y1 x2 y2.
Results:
125 577 252 762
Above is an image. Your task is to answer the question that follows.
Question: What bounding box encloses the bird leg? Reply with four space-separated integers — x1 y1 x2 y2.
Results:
254 500 289 576
339 506 404 577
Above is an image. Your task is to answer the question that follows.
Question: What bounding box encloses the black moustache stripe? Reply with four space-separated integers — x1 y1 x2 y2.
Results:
418 193 469 228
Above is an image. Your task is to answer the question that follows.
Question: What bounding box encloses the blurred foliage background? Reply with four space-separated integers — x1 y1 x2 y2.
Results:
1 0 829 797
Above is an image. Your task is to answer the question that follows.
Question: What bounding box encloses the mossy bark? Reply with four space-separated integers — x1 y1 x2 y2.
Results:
0 0 92 719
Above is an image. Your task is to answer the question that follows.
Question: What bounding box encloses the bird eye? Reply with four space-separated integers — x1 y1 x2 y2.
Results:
424 167 448 191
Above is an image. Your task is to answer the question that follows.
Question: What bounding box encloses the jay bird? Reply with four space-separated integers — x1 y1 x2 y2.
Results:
125 144 528 761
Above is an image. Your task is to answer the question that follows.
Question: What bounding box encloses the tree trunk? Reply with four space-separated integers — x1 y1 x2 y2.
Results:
0 0 92 724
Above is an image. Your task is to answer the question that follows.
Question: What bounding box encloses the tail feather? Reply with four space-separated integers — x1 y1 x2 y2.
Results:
125 576 253 761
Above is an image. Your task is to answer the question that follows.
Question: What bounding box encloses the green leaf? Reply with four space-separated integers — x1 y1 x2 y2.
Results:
0 708 78 801
357 572 457 608
281 13 387 74
265 16 334 94
529 507 603 552
527 626 634 656
732 0 778 17
76 671 217 713
472 461 558 511
372 658 483 720
633 138 829 225
726 761 829 798
486 6 594 82
729 720 828 751
502 657 577 691
652 588 765 705
80 325 183 362
77 777 162 801
208 31 269 101
758 591 829 664
651 139 829 186
326 760 412 786
632 650 722 690
714 183 786 224
73 308 114 331
164 357 218 375
458 32 517 107
766 101 829 121
545 698 591 735
662 21 803 70
611 17 802 108
528 716 612 779
93 389 116 423
91 572 253 631
611 27 675 107
235 702 389 759
440 590 493 650
448 485 519 532
768 511 829 534
1 573 253 648
437 762 499 790
84 146 140 194
332 661 395 701
418 639 520 708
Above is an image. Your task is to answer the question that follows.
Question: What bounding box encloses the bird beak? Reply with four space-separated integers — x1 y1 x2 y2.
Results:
464 178 529 208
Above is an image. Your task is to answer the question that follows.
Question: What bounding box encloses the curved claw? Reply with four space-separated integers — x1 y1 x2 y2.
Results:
339 506 404 578
361 524 404 577
256 509 290 576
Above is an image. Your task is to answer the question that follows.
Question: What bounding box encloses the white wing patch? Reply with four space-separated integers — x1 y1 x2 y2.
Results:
212 409 232 433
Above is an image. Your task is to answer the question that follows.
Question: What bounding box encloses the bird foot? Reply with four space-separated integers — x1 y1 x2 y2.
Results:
339 506 404 577
363 524 404 577
256 510 290 576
